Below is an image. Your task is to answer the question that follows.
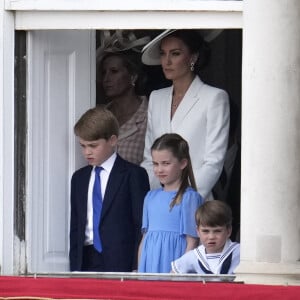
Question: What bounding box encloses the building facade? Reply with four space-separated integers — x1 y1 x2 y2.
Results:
0 0 299 284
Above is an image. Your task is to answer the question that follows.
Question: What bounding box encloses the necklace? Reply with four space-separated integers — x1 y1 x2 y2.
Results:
171 97 181 118
172 97 182 109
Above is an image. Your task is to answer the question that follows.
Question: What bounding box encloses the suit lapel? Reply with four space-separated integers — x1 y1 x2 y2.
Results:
78 166 93 226
159 87 173 132
101 155 126 220
171 76 204 131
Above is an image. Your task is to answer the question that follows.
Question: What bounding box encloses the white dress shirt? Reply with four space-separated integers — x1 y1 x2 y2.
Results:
84 152 117 245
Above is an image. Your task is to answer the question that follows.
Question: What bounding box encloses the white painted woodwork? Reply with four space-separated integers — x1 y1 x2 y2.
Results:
27 30 95 272
14 11 242 30
6 0 243 30
5 0 243 11
0 3 15 275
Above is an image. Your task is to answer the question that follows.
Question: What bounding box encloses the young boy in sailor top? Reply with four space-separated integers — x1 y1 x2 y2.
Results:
171 200 240 274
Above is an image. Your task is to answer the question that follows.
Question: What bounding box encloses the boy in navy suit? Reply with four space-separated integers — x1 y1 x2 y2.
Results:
69 106 149 272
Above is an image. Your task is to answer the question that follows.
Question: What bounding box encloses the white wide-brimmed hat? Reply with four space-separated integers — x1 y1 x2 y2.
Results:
141 29 222 65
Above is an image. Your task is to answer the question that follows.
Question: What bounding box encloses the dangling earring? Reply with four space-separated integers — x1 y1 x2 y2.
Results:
190 62 195 72
131 75 137 86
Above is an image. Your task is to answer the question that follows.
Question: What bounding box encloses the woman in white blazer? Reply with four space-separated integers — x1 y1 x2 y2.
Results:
141 30 230 200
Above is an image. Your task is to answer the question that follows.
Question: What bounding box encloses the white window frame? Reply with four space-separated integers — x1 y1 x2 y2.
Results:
6 0 243 30
1 0 243 274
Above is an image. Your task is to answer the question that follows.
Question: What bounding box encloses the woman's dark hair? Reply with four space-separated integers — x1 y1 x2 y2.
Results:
151 133 197 210
167 30 211 71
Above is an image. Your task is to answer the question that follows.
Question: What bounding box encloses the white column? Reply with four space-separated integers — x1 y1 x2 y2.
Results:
0 3 15 274
238 0 300 284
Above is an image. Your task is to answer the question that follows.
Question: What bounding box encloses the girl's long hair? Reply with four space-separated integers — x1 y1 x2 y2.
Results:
151 133 197 210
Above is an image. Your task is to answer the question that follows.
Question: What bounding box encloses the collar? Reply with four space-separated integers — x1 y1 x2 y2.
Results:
96 152 117 173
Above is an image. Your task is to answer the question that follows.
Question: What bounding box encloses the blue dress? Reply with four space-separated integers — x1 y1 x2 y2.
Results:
138 187 203 273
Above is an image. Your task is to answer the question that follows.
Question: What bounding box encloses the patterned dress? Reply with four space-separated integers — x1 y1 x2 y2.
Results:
107 96 147 165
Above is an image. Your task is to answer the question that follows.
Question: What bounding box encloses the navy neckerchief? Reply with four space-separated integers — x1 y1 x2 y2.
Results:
198 252 233 274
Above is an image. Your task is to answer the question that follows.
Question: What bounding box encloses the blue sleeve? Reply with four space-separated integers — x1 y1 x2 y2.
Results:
180 190 203 237
141 191 151 233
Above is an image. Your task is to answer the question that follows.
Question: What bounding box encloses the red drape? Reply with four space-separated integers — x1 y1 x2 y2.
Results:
0 276 299 300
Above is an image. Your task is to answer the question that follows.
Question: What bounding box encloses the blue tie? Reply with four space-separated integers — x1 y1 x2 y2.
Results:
93 166 103 253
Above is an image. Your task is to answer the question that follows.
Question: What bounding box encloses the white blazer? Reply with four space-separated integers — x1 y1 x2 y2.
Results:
141 76 230 199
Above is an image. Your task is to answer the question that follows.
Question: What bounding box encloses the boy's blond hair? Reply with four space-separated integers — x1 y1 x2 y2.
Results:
195 200 232 228
74 106 119 141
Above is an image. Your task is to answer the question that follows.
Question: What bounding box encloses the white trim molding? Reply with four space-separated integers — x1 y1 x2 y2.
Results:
6 0 243 12
6 0 243 30
14 10 243 30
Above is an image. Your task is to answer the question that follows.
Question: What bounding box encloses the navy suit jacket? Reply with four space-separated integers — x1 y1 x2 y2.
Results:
69 154 150 271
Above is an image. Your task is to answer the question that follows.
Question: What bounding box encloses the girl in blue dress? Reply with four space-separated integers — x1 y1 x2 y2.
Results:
138 133 204 273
